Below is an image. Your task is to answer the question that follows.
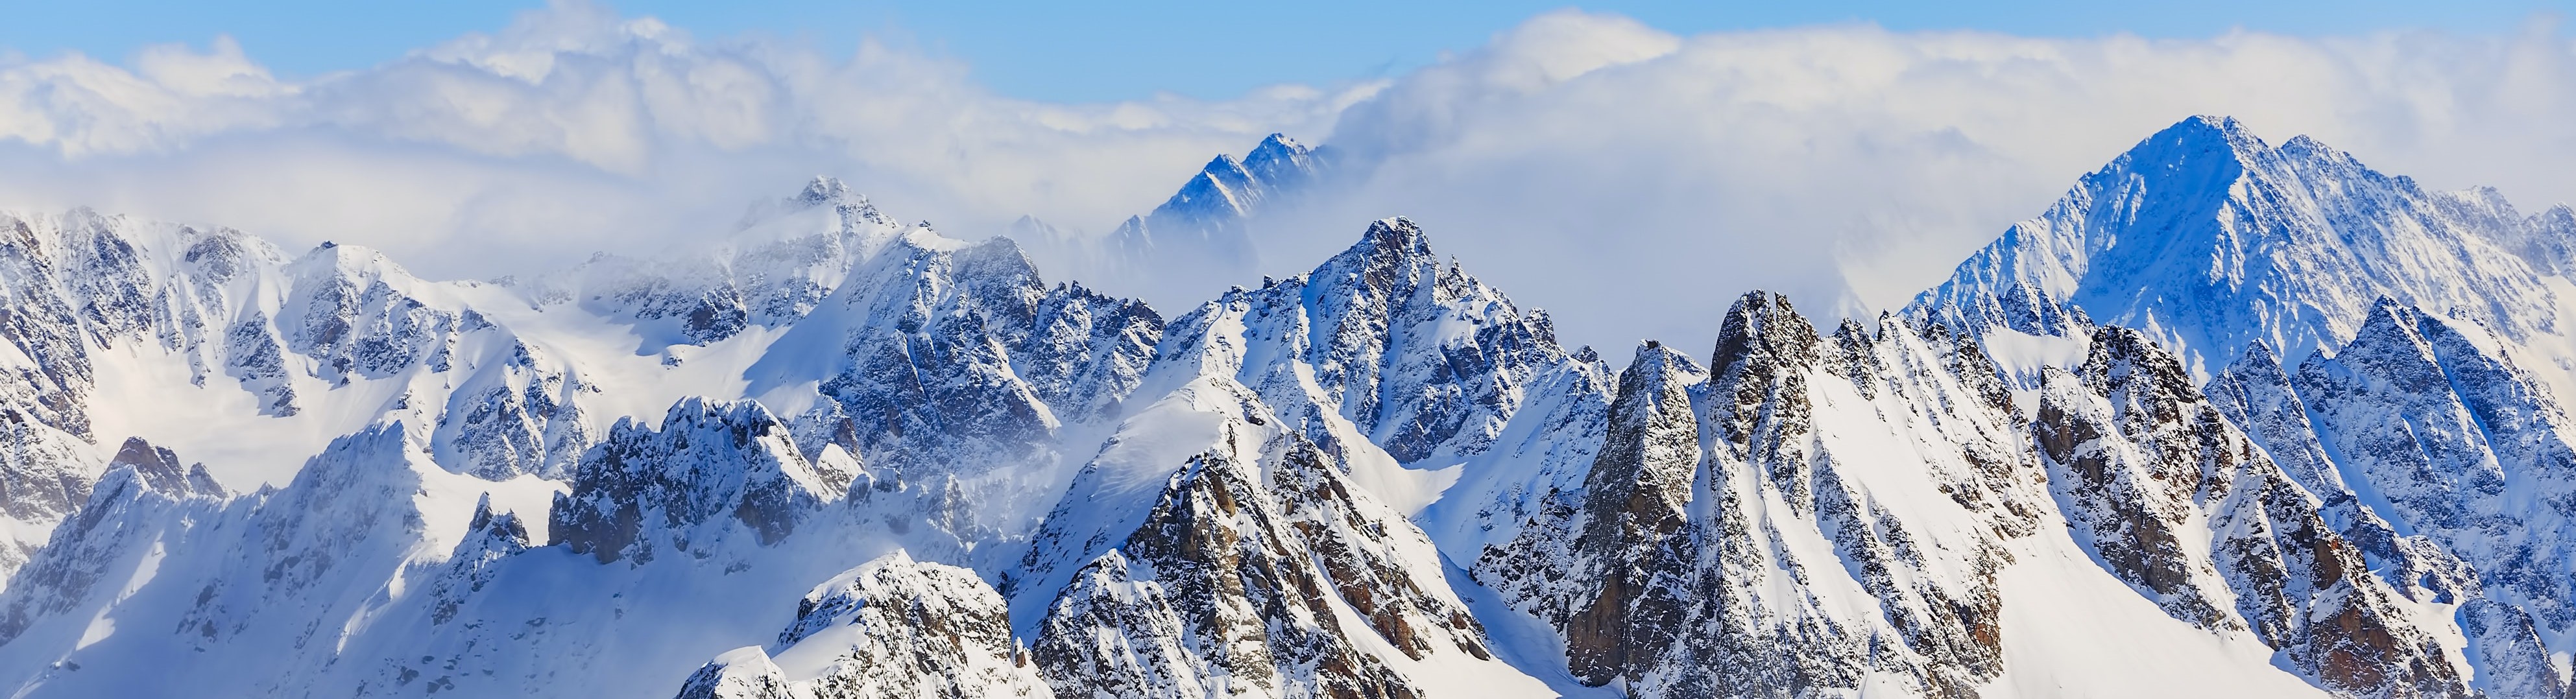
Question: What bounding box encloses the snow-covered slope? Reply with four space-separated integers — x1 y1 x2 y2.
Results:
0 207 603 579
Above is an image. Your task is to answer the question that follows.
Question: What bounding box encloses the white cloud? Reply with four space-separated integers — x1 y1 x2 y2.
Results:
0 0 1371 280
3 5 2574 359
1247 10 2576 357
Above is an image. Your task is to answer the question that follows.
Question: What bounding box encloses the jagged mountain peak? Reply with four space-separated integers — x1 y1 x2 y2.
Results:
2034 326 2481 697
2076 325 2193 390
1242 133 1320 183
1626 337 1700 374
2131 114 2265 160
103 437 222 499
568 180 936 346
724 176 890 239
2317 297 2475 381
1349 215 1434 261
1164 134 1322 218
1249 132 1305 154
1711 289 1820 370
1908 114 2571 386
551 395 863 563
793 176 858 206
1146 215 1581 471
1088 132 1332 300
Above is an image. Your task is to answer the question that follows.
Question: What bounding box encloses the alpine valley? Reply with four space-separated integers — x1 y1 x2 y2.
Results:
3 115 2575 699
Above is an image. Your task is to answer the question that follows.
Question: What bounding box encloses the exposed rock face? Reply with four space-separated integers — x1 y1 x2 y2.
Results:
1030 444 1478 699
2205 341 2477 611
1021 219 1536 537
1480 291 2045 698
103 437 217 497
424 495 531 628
1891 114 2576 698
280 244 467 385
551 399 859 563
0 213 103 440
675 551 1050 699
1552 340 1700 687
2036 327 2471 698
2034 331 2245 631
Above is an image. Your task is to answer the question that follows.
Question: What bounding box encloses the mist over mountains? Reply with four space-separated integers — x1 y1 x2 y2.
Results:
12 6 2576 362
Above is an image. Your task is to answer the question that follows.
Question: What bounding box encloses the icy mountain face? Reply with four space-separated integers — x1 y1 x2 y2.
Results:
1477 292 2051 696
0 413 95 576
677 551 1050 699
1109 134 1324 273
762 233 1159 469
429 335 597 480
0 179 1184 698
2035 327 2470 698
2243 301 2576 698
1028 134 1332 303
1908 115 2574 384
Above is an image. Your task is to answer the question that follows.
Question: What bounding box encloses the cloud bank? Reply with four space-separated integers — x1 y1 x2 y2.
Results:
0 2 1370 280
5 3 2575 357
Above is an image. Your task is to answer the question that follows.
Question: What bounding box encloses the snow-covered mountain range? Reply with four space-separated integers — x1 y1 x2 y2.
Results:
1 115 2574 698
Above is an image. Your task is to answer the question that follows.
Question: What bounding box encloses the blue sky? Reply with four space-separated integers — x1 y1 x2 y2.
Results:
2 0 2570 102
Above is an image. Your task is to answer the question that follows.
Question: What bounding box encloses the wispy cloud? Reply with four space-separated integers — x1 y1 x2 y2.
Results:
0 1 1370 279
3 5 2573 357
